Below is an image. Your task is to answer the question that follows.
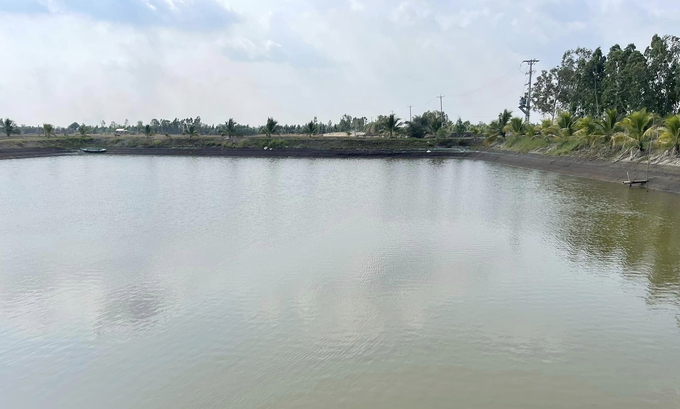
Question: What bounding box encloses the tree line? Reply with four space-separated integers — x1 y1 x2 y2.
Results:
0 111 475 139
2 33 679 155
483 107 680 155
476 34 680 155
531 34 680 119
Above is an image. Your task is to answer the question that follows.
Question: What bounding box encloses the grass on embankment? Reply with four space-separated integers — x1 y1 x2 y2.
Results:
493 134 680 167
0 134 478 152
499 135 611 158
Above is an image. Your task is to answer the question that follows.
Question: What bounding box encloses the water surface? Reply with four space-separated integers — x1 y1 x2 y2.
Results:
1 156 679 408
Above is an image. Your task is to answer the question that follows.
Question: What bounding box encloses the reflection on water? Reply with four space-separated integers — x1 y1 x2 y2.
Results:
549 177 680 308
0 156 679 409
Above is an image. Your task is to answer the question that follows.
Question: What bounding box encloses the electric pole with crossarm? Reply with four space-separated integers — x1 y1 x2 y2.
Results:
437 95 445 124
519 59 539 123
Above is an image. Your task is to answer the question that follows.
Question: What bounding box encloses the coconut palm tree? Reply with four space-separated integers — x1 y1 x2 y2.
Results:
42 123 55 138
556 111 577 136
384 114 402 137
484 120 501 144
524 123 538 138
2 118 20 137
184 124 199 138
659 114 680 155
538 119 559 138
263 117 281 137
539 119 558 138
575 116 600 147
221 118 237 138
504 117 524 136
302 120 318 137
406 116 429 139
428 116 443 135
612 109 655 151
597 108 620 144
497 109 512 137
77 123 91 137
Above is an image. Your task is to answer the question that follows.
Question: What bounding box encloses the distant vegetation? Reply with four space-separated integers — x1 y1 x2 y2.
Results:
531 34 680 119
1 34 679 157
2 119 20 137
485 107 678 156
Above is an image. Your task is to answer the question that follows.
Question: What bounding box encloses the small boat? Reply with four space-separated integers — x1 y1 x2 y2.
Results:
81 148 107 153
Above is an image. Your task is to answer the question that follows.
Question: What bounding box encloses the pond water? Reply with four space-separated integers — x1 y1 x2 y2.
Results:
0 155 679 408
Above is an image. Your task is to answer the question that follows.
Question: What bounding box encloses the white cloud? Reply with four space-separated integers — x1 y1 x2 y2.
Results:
389 0 432 26
436 7 490 30
0 0 678 126
258 10 273 29
348 0 365 11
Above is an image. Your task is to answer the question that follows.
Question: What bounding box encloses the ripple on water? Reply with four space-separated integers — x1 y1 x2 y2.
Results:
0 156 679 408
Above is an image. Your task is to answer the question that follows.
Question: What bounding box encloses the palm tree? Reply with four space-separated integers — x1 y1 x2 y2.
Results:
575 116 600 147
428 116 443 135
263 117 280 137
524 123 537 138
556 111 576 136
77 123 91 137
659 114 680 155
504 117 524 136
42 123 55 138
612 109 655 151
384 114 402 137
2 118 20 137
539 119 558 138
221 118 237 138
484 120 501 144
497 109 512 137
184 124 199 138
597 108 619 143
144 124 153 138
302 120 318 137
406 117 428 139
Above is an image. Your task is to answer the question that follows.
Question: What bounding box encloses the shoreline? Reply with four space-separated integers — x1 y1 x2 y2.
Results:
0 147 468 160
2 146 680 194
465 150 680 195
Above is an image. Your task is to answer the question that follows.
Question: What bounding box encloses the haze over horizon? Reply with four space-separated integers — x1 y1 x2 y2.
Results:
1 0 678 127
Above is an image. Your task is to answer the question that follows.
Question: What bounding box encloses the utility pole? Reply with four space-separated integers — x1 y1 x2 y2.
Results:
520 59 539 123
407 105 413 122
437 95 445 124
594 78 599 117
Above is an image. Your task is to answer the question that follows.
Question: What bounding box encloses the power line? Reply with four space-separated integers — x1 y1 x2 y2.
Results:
410 64 524 112
448 66 525 98
452 85 526 108
386 63 536 122
414 95 438 109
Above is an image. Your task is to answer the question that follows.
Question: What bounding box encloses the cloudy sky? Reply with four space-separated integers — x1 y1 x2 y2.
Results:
0 0 677 127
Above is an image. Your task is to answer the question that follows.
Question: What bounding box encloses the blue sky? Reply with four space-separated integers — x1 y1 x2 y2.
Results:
0 0 678 126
